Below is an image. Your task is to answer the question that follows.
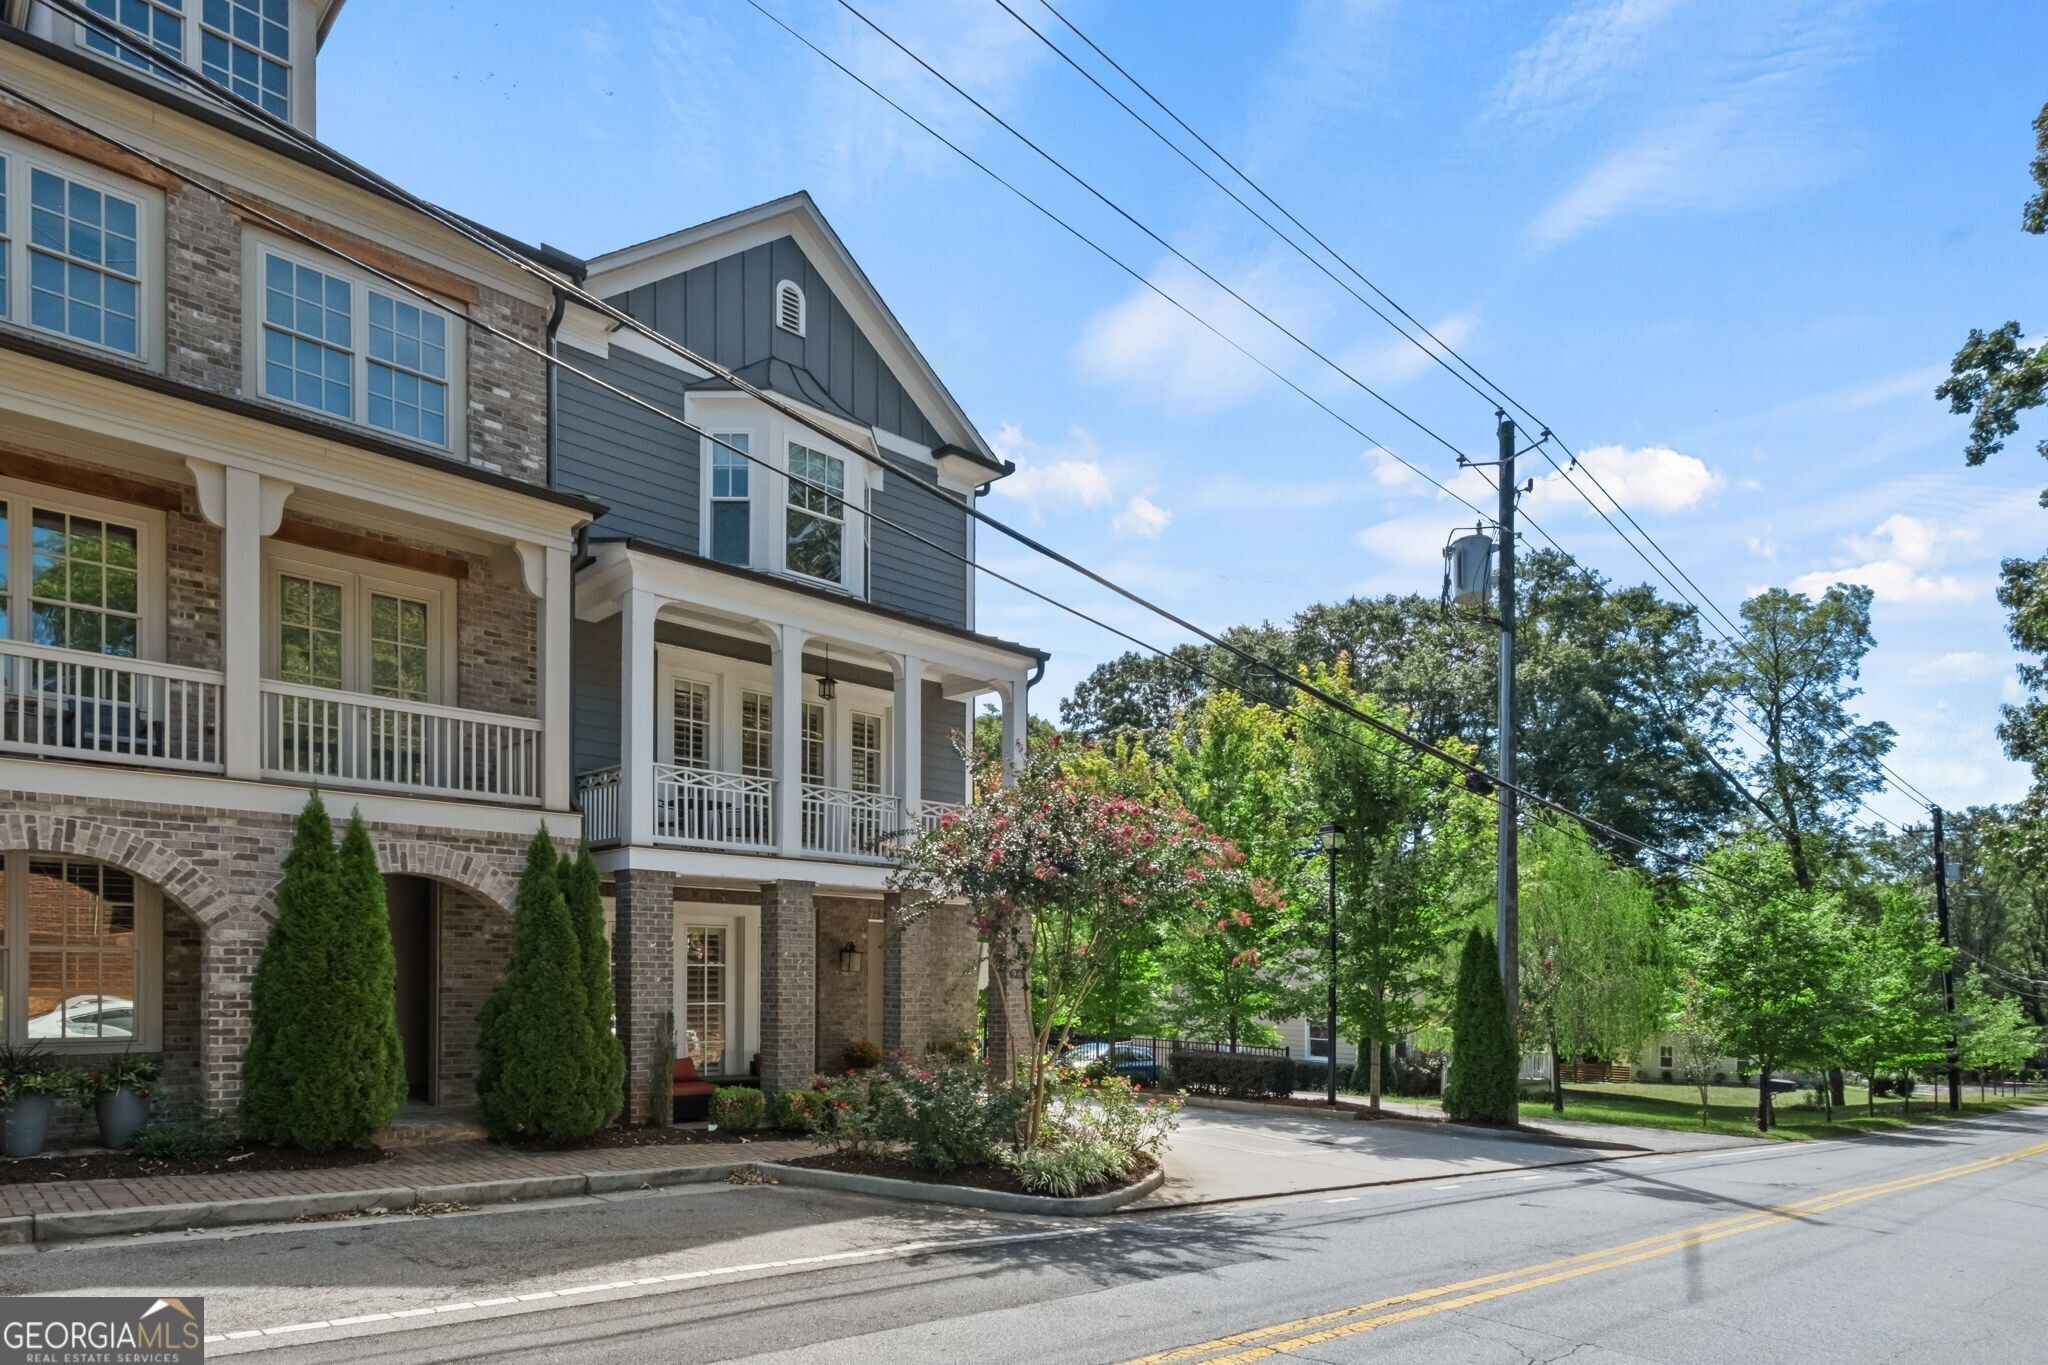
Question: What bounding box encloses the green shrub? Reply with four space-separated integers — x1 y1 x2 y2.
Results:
1444 928 1519 1125
1167 1049 1294 1098
563 844 626 1128
710 1086 766 1132
808 1073 894 1157
132 1108 236 1161
844 1039 883 1070
884 1057 1022 1171
477 829 612 1141
240 796 407 1151
1000 1138 1134 1197
770 1087 824 1132
1078 1075 1180 1160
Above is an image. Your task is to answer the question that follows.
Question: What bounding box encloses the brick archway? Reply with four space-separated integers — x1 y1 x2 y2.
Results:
0 812 246 927
372 839 518 916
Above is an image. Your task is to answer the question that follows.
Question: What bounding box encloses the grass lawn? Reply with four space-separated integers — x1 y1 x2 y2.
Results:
1408 1081 2048 1141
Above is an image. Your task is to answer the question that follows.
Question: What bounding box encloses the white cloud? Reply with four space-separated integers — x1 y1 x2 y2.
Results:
1366 449 1420 489
1738 476 1763 492
1346 313 1481 392
1353 514 1455 569
1747 534 1777 562
1113 496 1172 540
1788 513 1986 604
1528 444 1725 516
987 423 1113 516
1489 0 1687 124
1906 652 2002 685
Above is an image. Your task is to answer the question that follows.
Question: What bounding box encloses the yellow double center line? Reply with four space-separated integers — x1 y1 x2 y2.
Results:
1128 1139 2048 1364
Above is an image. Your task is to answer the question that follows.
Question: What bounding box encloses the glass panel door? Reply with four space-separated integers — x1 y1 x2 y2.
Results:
682 926 728 1073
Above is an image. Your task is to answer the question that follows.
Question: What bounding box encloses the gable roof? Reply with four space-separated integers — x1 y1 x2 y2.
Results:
583 192 1006 475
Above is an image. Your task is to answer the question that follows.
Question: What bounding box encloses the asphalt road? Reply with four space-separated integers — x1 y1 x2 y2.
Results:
11 1105 2047 1363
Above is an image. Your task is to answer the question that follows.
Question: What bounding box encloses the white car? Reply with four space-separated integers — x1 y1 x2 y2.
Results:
26 994 135 1040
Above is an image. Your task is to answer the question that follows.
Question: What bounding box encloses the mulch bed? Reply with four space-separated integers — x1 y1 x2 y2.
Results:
781 1150 1158 1200
0 1144 389 1186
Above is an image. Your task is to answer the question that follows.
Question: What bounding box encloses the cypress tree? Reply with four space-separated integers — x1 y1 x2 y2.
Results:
241 796 405 1149
476 829 605 1140
241 790 342 1144
1444 928 1520 1126
565 842 626 1127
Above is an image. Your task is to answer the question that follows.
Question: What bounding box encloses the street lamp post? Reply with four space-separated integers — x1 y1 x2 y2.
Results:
1319 822 1345 1106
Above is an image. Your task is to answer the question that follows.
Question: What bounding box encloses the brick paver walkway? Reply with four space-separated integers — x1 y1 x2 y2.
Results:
0 1135 817 1218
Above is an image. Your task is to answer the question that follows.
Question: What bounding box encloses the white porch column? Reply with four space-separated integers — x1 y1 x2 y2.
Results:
999 671 1030 788
620 587 659 847
190 461 289 781
540 545 573 811
771 623 807 856
892 654 924 826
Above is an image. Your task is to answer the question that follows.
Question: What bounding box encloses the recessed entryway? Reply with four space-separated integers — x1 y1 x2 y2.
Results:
385 874 437 1103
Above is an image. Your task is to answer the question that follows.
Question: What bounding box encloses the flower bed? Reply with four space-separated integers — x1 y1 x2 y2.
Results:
0 1144 387 1186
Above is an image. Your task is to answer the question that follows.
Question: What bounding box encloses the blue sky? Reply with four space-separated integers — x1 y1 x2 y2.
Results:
320 0 2048 823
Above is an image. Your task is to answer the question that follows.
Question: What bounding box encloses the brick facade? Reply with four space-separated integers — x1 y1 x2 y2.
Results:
610 867 676 1124
163 184 244 396
435 886 515 1109
757 880 816 1094
814 895 878 1072
882 895 978 1059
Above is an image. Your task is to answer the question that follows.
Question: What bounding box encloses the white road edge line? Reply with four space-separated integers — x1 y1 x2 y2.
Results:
202 1225 1097 1347
1323 1197 1360 1204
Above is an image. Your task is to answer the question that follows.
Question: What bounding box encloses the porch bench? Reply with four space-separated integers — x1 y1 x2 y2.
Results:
672 1057 717 1122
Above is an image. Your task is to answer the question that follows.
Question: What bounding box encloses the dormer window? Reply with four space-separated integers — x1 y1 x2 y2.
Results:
774 279 806 337
78 0 294 121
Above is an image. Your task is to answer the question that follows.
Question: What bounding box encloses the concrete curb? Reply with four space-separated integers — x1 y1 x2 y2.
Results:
757 1162 1166 1217
23 1161 757 1245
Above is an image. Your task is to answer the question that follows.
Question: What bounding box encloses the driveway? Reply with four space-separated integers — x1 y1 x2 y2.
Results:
1143 1104 1647 1207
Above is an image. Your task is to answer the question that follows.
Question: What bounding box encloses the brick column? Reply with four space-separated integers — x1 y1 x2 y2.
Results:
882 892 932 1057
612 867 675 1124
759 879 816 1093
199 904 268 1118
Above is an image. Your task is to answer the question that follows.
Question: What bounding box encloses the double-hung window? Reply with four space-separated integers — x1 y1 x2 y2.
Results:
80 0 295 121
801 702 827 786
1306 1019 1333 1062
850 712 883 795
708 435 751 566
785 443 846 584
739 690 774 779
670 679 711 770
254 242 460 450
0 139 157 362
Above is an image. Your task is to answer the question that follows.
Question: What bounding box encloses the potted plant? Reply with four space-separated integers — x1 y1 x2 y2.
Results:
0 1046 84 1158
86 1055 159 1149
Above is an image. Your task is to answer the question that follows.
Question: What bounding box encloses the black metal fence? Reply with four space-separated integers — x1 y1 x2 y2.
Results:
1055 1033 1293 1059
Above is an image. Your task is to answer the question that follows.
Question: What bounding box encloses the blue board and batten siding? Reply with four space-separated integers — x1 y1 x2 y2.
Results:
871 459 970 627
555 347 699 555
608 235 944 447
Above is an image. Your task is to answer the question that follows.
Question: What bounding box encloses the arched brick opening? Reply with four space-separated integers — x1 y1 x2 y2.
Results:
0 813 246 929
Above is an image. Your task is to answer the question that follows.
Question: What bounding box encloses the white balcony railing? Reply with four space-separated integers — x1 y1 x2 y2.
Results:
803 783 900 862
261 681 542 804
577 766 622 844
656 765 776 851
0 641 225 772
915 801 968 836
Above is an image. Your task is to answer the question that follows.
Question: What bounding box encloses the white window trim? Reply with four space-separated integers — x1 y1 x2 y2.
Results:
0 132 166 368
0 476 167 660
62 0 317 130
241 229 469 456
648 644 891 792
675 903 758 1078
1304 1018 1333 1063
700 429 757 570
3 853 163 1053
683 394 873 597
782 439 860 594
774 279 806 337
261 543 456 705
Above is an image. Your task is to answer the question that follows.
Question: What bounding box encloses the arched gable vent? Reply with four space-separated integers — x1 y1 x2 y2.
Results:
775 279 807 336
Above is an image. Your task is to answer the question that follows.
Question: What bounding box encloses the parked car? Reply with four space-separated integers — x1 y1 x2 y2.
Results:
26 994 135 1040
1758 1075 1800 1094
1055 1042 1160 1086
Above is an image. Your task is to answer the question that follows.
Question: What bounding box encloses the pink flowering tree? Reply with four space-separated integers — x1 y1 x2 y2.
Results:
894 746 1269 1146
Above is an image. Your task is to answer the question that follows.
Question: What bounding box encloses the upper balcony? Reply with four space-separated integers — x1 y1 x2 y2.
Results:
571 541 1037 868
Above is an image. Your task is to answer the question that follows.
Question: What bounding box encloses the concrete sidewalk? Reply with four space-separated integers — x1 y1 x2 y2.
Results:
0 1134 815 1242
1281 1089 1770 1154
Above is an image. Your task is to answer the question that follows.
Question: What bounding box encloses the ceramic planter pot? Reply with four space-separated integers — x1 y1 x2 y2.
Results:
1 1094 56 1157
96 1087 153 1149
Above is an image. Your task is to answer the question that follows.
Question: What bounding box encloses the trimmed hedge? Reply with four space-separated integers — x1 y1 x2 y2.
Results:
1444 928 1519 1124
1169 1050 1296 1098
710 1086 766 1132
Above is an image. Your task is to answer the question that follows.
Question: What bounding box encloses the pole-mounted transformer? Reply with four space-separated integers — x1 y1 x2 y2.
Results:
1443 530 1495 608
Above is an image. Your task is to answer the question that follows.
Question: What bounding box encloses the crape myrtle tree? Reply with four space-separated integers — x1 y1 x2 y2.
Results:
1674 836 1849 1131
893 745 1271 1148
1158 691 1314 1050
241 794 407 1151
1825 886 1951 1116
1296 657 1491 1111
1515 819 1668 1113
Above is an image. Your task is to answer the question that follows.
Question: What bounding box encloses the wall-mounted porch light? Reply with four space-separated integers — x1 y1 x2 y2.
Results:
837 940 865 975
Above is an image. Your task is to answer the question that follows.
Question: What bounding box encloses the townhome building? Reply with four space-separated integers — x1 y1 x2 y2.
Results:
0 1 594 1116
553 194 1045 1116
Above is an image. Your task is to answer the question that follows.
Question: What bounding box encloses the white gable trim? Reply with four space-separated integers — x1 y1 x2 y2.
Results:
584 193 1002 472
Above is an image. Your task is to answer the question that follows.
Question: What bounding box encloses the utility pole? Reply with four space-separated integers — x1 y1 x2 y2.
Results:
1933 805 1961 1112
1496 415 1519 1028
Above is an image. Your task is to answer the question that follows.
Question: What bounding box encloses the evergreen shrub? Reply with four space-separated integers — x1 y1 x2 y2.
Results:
1443 928 1520 1125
